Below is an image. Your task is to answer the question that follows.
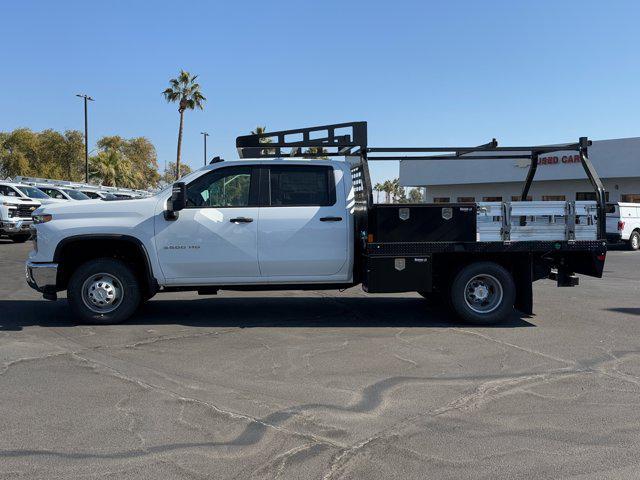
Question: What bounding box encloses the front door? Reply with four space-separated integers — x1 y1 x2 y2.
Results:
155 165 261 284
258 165 349 280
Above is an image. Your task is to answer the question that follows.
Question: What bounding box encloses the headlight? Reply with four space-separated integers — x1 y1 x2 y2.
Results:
33 214 53 224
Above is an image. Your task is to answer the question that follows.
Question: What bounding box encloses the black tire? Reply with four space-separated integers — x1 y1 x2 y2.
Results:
67 258 141 324
450 262 515 325
11 234 30 243
628 231 640 251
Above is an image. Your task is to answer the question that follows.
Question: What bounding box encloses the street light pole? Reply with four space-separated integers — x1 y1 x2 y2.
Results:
200 132 209 166
76 94 94 183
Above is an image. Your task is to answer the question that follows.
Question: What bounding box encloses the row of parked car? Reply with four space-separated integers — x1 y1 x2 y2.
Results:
0 177 152 242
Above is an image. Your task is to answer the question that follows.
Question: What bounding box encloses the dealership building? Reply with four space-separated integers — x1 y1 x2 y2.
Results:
399 137 640 204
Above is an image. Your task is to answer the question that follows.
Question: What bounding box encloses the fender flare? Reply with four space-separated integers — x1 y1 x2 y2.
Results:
53 234 158 294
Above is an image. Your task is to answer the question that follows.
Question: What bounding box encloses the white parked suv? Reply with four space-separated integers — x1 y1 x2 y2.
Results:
606 202 640 250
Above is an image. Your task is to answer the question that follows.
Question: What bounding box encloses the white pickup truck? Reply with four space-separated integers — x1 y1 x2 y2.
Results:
26 122 608 325
0 182 57 242
606 203 640 250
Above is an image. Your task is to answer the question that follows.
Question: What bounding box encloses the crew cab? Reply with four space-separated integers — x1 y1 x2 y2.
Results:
26 122 608 325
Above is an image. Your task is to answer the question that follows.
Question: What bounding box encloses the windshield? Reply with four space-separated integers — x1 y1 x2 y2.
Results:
63 189 90 200
16 185 50 199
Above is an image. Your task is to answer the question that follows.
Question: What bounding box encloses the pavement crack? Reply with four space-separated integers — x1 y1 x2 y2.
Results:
452 328 576 367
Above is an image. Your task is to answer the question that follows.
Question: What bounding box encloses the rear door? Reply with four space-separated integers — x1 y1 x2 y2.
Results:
257 164 348 279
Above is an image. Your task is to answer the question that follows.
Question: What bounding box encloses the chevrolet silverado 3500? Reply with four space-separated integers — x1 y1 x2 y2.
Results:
26 122 607 325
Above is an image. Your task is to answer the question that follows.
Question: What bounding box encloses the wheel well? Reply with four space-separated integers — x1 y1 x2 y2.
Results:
54 236 156 296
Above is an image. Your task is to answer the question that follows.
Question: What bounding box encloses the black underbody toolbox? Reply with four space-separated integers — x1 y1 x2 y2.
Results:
368 204 477 243
364 255 432 293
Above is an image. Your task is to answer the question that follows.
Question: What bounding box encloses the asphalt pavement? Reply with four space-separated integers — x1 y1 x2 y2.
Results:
1 240 640 479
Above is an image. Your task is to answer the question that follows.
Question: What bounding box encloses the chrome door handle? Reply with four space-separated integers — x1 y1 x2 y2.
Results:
320 216 343 222
230 217 253 223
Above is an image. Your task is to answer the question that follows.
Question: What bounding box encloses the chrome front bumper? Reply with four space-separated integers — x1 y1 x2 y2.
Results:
1 219 32 234
26 261 58 296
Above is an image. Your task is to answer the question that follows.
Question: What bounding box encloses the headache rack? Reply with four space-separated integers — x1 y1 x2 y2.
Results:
236 121 607 239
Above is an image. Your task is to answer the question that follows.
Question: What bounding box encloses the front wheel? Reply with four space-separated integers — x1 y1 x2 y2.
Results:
628 231 640 251
67 258 141 324
450 262 515 325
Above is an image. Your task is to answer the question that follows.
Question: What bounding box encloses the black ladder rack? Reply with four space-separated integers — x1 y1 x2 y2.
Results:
235 121 607 239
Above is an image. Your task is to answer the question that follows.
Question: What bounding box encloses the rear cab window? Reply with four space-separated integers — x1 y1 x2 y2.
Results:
267 165 335 206
605 204 618 215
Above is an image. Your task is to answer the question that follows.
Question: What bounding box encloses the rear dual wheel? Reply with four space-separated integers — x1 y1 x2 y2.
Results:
422 262 515 325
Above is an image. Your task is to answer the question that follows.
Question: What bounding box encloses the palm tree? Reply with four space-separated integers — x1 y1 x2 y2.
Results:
304 146 328 158
374 182 383 203
90 150 141 188
251 126 274 155
382 180 393 203
162 70 206 179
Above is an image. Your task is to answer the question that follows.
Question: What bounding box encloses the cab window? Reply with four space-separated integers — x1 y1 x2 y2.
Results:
268 165 335 206
41 188 66 199
186 166 256 208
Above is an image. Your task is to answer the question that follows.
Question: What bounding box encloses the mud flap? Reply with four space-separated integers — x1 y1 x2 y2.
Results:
513 256 533 315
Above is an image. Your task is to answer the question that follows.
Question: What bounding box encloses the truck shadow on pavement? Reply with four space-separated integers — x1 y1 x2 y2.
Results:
606 307 640 316
0 296 534 331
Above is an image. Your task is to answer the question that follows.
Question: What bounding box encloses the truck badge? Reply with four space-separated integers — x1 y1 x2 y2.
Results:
399 208 410 221
394 258 405 271
442 207 453 220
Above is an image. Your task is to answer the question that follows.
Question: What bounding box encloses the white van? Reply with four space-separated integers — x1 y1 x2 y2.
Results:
606 203 640 250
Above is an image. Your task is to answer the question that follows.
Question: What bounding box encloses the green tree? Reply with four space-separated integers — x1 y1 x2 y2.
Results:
161 161 193 184
304 146 328 158
408 187 424 203
163 70 206 179
391 178 406 203
374 182 383 203
0 129 34 178
95 136 160 188
89 150 142 188
251 125 275 155
0 128 84 180
381 179 394 203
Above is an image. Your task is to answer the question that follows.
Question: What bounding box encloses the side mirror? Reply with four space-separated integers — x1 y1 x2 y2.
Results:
165 182 186 220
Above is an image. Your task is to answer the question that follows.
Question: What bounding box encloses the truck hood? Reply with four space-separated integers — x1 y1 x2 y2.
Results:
38 197 67 205
34 196 159 218
0 195 41 207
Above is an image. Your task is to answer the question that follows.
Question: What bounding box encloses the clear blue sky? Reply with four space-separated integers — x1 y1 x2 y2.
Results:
2 0 639 185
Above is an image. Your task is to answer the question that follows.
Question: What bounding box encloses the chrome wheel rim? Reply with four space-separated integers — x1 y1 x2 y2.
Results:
464 274 503 314
81 273 124 314
632 235 639 249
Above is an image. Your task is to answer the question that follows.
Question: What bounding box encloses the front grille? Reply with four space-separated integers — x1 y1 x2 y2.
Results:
16 204 37 218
